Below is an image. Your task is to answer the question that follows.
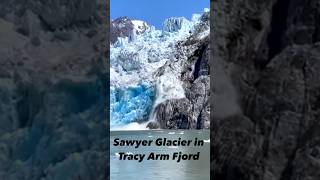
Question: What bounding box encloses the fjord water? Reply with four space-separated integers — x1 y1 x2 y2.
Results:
110 130 210 180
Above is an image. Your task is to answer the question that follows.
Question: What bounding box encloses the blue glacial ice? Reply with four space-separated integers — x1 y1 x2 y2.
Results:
110 84 155 127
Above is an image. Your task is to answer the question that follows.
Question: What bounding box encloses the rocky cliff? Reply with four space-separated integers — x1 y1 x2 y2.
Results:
212 0 320 179
0 0 108 179
110 17 149 44
153 15 210 129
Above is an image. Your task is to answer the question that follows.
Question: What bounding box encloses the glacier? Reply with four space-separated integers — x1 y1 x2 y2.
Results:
110 83 155 127
110 9 209 130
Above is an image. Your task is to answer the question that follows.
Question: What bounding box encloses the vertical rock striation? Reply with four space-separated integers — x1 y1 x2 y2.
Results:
212 0 320 179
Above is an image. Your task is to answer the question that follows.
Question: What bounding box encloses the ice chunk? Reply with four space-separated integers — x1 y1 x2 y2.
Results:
162 17 192 33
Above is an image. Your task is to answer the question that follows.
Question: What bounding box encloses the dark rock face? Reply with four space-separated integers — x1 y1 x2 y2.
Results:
0 0 108 179
212 0 320 179
110 17 134 44
155 98 193 129
153 36 210 129
110 17 149 44
146 121 160 129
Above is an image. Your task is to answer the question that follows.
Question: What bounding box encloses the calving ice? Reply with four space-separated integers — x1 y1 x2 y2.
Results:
110 8 210 130
117 152 200 163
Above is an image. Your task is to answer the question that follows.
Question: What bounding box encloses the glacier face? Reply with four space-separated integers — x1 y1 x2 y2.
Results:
110 9 209 129
163 17 192 32
110 83 155 127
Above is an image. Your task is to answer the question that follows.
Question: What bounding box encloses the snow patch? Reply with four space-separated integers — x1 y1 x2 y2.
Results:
132 20 149 34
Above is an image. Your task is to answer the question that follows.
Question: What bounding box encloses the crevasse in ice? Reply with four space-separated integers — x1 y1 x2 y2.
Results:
110 10 208 129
